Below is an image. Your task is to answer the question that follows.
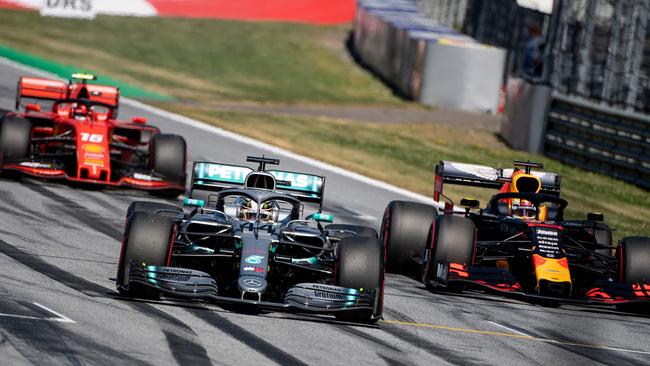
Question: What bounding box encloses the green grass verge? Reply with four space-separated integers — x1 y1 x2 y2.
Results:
161 104 650 240
0 44 170 100
0 9 402 105
1 9 646 240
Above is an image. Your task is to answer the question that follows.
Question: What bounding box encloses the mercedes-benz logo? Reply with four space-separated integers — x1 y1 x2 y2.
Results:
243 279 262 287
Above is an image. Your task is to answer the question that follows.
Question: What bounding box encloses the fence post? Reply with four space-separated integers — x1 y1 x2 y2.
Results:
625 0 648 110
576 0 597 97
601 0 624 102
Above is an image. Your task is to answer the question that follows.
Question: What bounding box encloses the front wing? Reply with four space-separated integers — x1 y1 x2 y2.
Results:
126 265 382 319
1 161 184 191
429 262 650 306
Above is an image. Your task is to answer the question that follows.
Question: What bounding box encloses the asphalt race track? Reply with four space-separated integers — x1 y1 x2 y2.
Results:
1 60 649 366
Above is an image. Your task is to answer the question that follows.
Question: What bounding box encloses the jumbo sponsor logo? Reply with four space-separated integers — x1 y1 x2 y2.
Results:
41 0 97 19
537 229 558 236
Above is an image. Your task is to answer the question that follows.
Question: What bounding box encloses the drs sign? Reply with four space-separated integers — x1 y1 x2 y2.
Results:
41 0 97 19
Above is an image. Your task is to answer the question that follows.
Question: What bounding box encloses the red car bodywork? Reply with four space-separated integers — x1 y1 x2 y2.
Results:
1 76 185 191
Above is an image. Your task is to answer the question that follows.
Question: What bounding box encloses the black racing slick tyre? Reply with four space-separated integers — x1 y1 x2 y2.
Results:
619 237 650 285
422 215 476 290
150 133 187 185
616 237 650 313
116 212 176 297
381 200 437 275
325 224 377 239
0 116 31 163
335 235 384 323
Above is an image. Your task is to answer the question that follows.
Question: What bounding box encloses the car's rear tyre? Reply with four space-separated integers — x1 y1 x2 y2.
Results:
422 215 476 291
616 236 650 312
619 237 650 284
116 211 176 298
150 134 186 196
0 116 31 163
381 200 437 275
325 224 377 239
335 235 384 323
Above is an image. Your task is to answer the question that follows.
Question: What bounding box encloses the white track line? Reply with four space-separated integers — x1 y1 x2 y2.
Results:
33 302 76 323
486 320 533 337
487 320 650 355
0 303 75 323
0 56 435 206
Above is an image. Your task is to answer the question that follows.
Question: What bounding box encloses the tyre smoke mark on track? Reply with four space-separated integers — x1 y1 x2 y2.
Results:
189 308 308 366
0 237 214 366
332 325 403 353
0 301 151 366
382 307 484 366
535 328 646 364
23 184 123 240
378 354 412 366
0 189 76 230
164 331 213 366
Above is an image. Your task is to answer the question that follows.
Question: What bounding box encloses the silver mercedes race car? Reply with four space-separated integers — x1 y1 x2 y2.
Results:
116 156 384 323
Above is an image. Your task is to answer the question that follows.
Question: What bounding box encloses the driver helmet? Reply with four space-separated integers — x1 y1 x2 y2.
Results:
235 197 277 222
511 198 536 220
72 103 88 120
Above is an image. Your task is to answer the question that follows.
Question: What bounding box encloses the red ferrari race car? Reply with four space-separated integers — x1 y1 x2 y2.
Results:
382 160 650 310
0 74 186 194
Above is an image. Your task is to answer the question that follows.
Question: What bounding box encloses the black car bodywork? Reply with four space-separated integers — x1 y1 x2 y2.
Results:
383 160 650 308
117 157 384 322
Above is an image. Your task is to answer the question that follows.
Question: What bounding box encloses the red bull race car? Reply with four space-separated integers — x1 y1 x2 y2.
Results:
0 74 186 194
382 160 650 309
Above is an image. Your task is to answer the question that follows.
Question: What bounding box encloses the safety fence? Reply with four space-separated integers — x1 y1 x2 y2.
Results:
423 0 650 189
544 94 650 189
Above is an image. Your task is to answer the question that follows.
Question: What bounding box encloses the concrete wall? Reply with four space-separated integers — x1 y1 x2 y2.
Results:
500 77 552 153
354 0 506 113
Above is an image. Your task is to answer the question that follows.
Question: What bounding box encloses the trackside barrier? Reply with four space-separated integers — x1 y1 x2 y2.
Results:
353 0 505 113
501 78 650 190
544 94 650 190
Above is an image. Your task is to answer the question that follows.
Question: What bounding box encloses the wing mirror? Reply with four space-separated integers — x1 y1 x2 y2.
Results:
307 213 334 223
26 103 41 112
131 116 147 124
183 197 205 208
587 212 604 222
460 198 480 216
460 198 480 209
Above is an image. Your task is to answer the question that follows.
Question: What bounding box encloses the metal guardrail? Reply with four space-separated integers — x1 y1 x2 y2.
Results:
544 93 650 189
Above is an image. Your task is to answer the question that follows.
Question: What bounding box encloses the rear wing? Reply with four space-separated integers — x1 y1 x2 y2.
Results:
433 160 561 202
189 161 326 205
15 75 120 111
15 77 67 109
